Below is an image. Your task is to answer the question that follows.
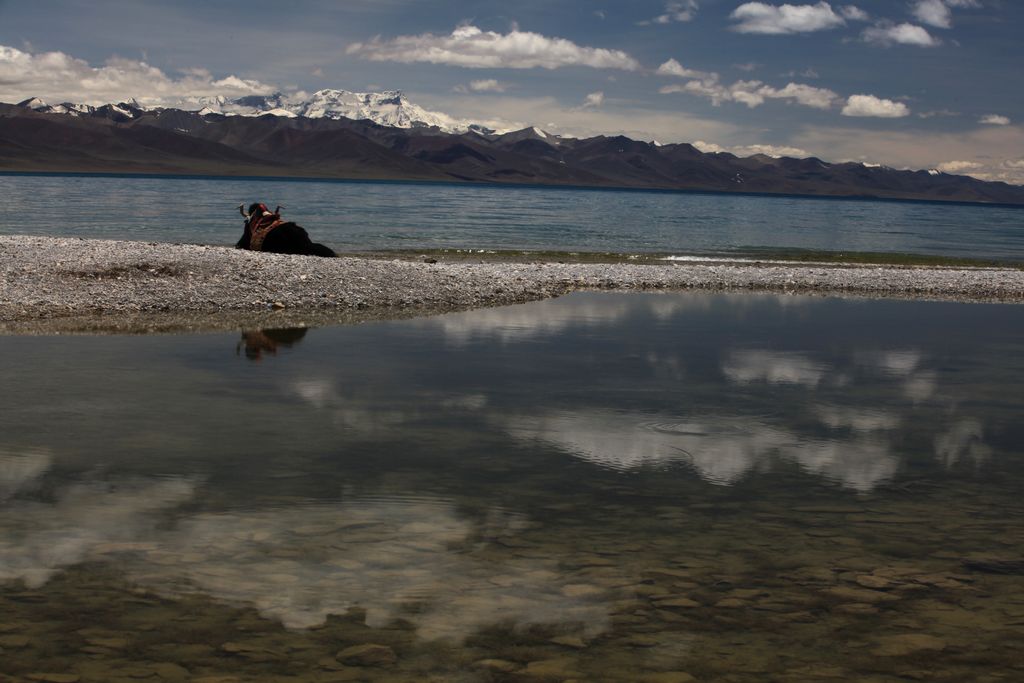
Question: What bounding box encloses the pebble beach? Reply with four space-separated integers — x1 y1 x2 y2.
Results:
2 235 1023 333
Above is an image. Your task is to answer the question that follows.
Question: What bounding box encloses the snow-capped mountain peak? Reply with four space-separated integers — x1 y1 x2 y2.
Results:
16 88 506 134
17 97 49 110
292 88 486 133
19 97 96 116
178 88 495 134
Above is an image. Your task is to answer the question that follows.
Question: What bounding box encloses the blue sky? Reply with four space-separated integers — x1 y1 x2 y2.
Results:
0 0 1021 182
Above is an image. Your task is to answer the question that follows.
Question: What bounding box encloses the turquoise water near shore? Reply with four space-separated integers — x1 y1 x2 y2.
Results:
2 172 1023 260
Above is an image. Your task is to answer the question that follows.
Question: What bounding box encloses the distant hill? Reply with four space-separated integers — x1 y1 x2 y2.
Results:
2 97 1022 205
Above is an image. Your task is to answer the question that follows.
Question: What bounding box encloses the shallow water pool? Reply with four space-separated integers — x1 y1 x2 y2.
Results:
2 292 1023 682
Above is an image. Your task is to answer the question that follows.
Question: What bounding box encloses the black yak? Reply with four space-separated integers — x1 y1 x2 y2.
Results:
236 203 336 257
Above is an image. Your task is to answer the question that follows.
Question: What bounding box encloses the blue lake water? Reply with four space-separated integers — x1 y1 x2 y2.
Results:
2 173 1023 260
2 292 1024 680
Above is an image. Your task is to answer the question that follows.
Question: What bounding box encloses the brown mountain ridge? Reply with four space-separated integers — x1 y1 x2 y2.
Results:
2 100 1022 205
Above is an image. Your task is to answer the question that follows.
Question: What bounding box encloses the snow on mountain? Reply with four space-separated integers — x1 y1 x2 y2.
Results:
180 89 497 134
261 107 298 118
17 88 516 135
17 97 49 110
18 97 95 116
495 125 562 146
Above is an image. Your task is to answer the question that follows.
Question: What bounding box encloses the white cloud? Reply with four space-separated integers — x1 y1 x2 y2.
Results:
937 158 1024 184
913 0 953 27
346 25 640 71
436 92 740 146
917 109 959 118
730 2 847 34
767 82 839 109
783 67 820 79
660 72 837 110
640 1 700 25
739 143 812 157
791 124 1024 185
841 94 911 117
936 160 983 173
469 79 505 92
912 0 980 29
979 114 1010 125
656 58 711 79
660 80 730 106
862 22 940 47
454 79 507 93
695 141 810 158
690 141 724 153
582 91 605 108
0 44 275 106
840 5 870 21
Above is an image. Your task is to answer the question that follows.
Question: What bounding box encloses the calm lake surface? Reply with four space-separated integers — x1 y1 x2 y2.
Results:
2 173 1023 260
2 292 1023 681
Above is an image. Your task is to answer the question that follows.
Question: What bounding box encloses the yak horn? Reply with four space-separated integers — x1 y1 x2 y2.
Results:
274 205 285 214
238 203 250 219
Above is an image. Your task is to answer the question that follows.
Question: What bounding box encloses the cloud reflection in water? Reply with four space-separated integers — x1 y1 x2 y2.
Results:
433 296 633 345
722 350 831 387
0 448 52 502
504 409 900 491
138 500 610 638
1 470 610 640
0 471 196 587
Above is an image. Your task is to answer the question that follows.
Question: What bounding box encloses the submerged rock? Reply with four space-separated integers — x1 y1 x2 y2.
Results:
655 598 701 608
872 634 947 656
550 635 588 649
962 558 1024 574
85 636 128 649
473 658 519 673
525 658 583 679
854 574 894 589
638 673 697 683
823 586 899 604
0 634 30 648
335 643 397 666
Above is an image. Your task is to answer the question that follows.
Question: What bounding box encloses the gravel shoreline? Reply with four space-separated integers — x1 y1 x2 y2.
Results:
2 235 1023 333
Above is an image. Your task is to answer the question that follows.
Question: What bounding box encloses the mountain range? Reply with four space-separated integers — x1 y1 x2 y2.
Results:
2 90 1022 205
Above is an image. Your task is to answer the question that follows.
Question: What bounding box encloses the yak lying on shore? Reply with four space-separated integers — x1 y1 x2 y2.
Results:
236 203 336 257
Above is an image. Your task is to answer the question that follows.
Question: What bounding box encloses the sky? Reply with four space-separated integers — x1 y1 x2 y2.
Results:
0 0 1021 183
